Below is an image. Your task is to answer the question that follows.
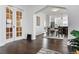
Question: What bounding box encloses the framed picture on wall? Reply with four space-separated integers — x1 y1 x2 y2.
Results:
36 16 40 26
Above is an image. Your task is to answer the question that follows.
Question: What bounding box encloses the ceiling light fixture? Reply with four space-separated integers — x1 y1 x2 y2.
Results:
51 8 60 12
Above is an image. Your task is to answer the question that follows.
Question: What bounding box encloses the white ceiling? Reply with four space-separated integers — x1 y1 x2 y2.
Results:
35 6 67 16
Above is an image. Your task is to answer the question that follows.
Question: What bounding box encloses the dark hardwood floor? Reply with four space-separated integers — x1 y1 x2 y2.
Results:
0 34 68 54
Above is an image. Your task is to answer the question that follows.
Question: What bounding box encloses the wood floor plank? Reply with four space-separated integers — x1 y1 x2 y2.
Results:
0 34 68 54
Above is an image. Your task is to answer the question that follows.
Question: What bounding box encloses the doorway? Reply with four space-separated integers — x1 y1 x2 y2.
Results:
33 6 68 39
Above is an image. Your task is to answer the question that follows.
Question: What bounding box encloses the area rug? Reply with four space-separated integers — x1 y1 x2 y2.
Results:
37 48 61 54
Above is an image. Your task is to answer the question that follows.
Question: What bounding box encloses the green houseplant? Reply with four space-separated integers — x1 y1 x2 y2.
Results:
70 30 79 53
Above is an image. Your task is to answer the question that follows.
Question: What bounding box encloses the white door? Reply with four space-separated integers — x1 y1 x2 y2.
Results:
5 6 23 42
6 6 14 43
15 8 23 40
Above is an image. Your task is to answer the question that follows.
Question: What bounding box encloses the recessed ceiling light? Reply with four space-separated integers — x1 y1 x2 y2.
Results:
51 8 59 12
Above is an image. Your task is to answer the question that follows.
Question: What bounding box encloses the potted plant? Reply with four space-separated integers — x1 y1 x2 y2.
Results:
70 30 79 54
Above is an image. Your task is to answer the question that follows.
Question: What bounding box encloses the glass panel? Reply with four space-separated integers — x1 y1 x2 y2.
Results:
6 33 9 39
17 22 20 27
6 8 9 13
20 32 22 36
10 33 12 38
6 14 9 19
10 27 12 32
16 32 19 36
6 7 13 39
6 28 9 32
20 27 22 31
16 11 22 37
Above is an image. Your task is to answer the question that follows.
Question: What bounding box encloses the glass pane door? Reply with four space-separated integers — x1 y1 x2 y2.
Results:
16 11 22 37
6 6 23 40
6 7 13 39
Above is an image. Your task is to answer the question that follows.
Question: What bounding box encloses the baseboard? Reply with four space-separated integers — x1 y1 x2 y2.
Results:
32 38 36 40
0 38 25 47
0 43 6 47
36 33 44 36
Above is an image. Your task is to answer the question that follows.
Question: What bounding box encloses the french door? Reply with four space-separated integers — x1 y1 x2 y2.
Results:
6 6 22 42
15 9 22 40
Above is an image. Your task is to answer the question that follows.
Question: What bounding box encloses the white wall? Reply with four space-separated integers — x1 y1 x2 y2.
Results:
61 6 79 37
32 5 46 39
60 5 79 30
0 6 6 46
35 13 46 35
